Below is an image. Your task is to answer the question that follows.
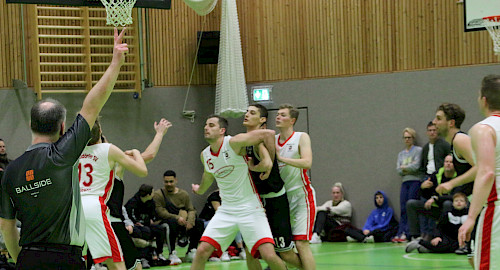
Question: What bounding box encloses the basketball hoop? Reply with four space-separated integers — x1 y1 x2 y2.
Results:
483 15 500 55
100 0 137 27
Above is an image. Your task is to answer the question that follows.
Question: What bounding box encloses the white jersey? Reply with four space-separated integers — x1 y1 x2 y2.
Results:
79 143 115 199
276 132 311 192
474 115 500 203
202 136 262 212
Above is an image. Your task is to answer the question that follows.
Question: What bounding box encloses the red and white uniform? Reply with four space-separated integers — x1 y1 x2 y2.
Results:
201 136 274 257
79 143 123 264
474 115 500 270
276 132 316 241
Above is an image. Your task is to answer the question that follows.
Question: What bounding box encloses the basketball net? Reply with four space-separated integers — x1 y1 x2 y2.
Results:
483 16 500 55
100 0 137 27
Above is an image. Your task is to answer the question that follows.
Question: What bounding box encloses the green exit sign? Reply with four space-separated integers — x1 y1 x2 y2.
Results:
252 86 272 102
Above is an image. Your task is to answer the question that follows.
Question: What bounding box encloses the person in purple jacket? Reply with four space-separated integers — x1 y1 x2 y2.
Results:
346 191 399 243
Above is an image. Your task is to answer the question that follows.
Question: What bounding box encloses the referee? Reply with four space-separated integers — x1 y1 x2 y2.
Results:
0 28 128 270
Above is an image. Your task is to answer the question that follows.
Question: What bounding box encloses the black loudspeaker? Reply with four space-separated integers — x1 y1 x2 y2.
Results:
197 31 220 64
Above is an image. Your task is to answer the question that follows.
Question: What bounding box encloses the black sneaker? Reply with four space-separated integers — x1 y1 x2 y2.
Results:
177 236 189 247
455 246 471 255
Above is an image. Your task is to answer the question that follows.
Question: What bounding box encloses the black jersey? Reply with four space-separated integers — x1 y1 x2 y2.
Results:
107 177 125 220
0 114 90 247
451 131 474 195
199 190 220 221
246 145 284 195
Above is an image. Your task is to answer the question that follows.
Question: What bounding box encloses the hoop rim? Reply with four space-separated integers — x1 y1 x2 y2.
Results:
483 15 500 21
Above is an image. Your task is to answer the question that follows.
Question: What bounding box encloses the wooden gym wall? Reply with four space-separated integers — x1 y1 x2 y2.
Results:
1 0 499 89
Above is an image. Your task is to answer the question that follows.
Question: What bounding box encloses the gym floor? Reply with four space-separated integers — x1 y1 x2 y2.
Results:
157 242 470 269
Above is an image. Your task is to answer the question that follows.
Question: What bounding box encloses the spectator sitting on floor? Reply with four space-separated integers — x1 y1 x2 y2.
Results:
310 182 357 243
153 170 204 265
405 192 468 254
344 191 399 243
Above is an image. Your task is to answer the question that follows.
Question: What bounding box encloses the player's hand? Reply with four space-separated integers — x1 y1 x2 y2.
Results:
424 198 434 210
135 222 143 227
177 216 187 226
186 223 193 231
126 225 133 234
260 170 271 180
0 168 3 171
363 230 370 235
192 184 200 194
155 118 172 135
421 179 433 189
431 237 442 246
458 218 475 247
247 157 256 169
112 27 128 65
436 182 453 195
124 150 134 156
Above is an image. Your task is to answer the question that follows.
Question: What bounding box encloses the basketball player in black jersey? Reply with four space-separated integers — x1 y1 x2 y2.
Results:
432 103 476 266
243 104 303 270
433 103 476 197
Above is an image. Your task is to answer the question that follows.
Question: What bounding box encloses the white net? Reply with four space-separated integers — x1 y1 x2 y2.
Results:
483 16 500 55
100 0 137 27
214 0 248 118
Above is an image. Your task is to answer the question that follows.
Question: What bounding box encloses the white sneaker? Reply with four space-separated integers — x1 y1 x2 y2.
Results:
220 251 230 262
310 233 322 244
239 250 247 260
185 248 197 263
346 236 357 242
209 256 221 262
364 235 375 243
169 250 182 265
158 253 168 262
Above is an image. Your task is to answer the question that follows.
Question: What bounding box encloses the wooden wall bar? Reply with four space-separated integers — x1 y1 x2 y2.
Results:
1 0 500 89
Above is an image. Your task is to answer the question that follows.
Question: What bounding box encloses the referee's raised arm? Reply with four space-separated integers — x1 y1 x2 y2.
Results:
80 27 128 128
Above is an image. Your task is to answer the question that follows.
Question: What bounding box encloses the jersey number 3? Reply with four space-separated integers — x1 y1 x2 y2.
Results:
78 163 93 187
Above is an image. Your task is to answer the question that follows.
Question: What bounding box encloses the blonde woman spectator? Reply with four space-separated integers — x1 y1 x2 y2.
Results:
310 183 354 243
393 127 423 242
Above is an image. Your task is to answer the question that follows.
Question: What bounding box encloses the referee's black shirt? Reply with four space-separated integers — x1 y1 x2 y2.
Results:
0 114 90 247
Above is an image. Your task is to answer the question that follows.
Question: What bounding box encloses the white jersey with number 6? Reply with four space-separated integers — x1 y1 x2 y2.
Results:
202 136 262 212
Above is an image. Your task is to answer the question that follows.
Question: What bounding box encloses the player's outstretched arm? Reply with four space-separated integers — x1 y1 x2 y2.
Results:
142 118 172 163
229 129 276 156
80 28 128 128
109 145 147 177
193 153 215 195
277 132 312 169
459 124 496 246
0 218 20 262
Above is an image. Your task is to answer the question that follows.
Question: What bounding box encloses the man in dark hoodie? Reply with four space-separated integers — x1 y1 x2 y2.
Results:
345 191 398 243
406 192 468 253
125 184 168 263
